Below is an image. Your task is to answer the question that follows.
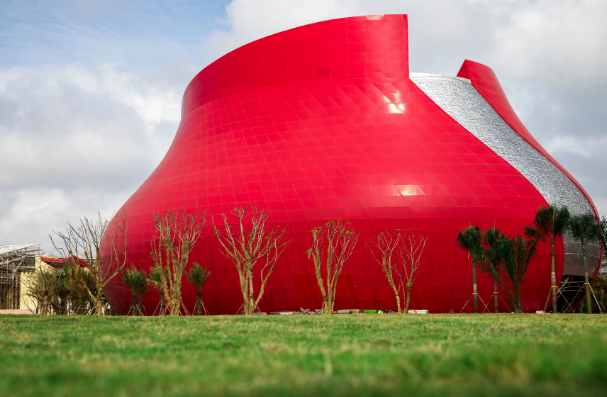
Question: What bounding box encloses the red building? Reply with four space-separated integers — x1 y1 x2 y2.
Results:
101 15 601 314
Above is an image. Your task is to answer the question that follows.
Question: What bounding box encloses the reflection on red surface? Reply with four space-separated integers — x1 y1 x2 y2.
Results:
101 15 583 314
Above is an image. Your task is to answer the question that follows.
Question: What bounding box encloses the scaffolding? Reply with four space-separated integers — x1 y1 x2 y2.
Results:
556 275 597 313
0 244 40 309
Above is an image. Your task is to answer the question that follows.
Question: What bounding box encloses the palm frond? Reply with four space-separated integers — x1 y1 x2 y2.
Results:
185 263 211 292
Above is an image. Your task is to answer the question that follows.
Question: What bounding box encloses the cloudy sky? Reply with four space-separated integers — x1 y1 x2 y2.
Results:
1 0 606 252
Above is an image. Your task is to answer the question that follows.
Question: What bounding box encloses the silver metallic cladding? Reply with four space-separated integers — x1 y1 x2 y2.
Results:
411 74 599 278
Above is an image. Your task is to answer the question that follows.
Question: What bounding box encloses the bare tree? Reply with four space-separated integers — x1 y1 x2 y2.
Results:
399 232 428 314
150 209 207 316
50 211 128 316
367 231 403 313
306 220 359 315
214 206 288 315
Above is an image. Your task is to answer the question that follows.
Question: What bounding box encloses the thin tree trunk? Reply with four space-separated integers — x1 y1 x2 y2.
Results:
327 298 334 315
195 292 202 315
171 277 183 316
326 283 333 315
326 246 333 316
167 294 175 316
247 271 254 315
472 263 478 313
551 240 558 313
159 293 165 315
494 279 498 314
394 289 401 314
96 290 104 316
238 270 248 314
95 281 103 316
131 294 137 316
514 280 523 313
405 285 412 314
583 242 592 314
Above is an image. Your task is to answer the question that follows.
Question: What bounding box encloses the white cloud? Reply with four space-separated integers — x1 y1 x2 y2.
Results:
204 0 357 60
493 0 607 90
0 64 182 187
203 0 607 91
545 136 604 158
0 63 183 250
0 187 128 251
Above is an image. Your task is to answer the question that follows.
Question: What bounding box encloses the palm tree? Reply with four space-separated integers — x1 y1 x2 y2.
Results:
185 263 211 315
456 226 484 313
148 265 170 315
119 266 151 315
496 235 539 313
524 205 570 313
51 267 71 315
66 266 95 314
480 227 506 313
568 212 599 314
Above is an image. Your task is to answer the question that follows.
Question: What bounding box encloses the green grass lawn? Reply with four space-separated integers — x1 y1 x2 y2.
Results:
1 314 606 396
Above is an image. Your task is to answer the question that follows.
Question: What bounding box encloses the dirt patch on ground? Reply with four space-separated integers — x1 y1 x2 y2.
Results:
0 309 32 314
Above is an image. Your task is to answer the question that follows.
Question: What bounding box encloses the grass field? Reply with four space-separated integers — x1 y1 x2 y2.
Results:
1 314 606 396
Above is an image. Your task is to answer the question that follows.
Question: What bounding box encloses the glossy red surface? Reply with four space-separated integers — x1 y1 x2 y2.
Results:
101 15 571 314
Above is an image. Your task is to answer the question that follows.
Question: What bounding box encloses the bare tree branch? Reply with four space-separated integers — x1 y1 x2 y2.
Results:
149 208 207 316
49 211 128 315
398 232 428 314
367 231 404 313
214 206 288 315
306 220 359 315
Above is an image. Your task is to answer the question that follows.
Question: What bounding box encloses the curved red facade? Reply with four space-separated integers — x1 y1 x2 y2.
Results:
101 15 599 314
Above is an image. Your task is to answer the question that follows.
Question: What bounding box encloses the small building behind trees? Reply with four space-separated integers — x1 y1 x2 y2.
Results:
0 244 40 310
